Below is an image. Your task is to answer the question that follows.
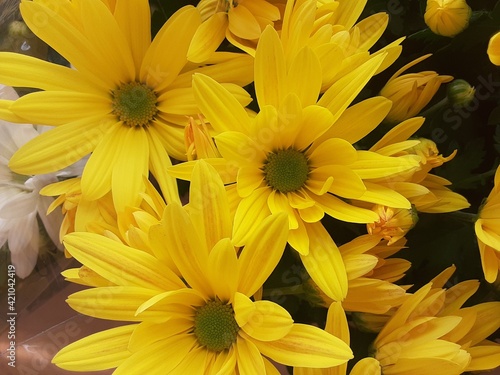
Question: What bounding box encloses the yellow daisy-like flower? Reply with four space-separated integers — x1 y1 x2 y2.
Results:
424 0 472 37
373 265 500 374
53 161 353 373
188 0 282 62
475 165 500 283
366 117 470 213
0 0 252 212
380 54 453 123
296 302 382 375
487 31 500 66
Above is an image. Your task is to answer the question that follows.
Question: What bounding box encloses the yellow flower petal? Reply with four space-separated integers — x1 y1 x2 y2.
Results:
228 4 261 40
207 238 239 302
9 116 106 175
235 335 266 374
250 324 353 368
312 192 379 223
0 52 102 93
63 232 184 291
288 47 322 106
162 202 212 297
193 73 252 133
140 5 200 91
318 96 392 144
189 160 232 251
300 222 348 301
188 13 228 63
234 293 293 341
255 26 287 108
237 213 288 296
111 126 149 211
232 187 272 246
66 286 159 321
52 324 137 371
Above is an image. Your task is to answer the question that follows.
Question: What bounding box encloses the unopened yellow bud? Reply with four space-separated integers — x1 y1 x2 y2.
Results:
380 54 453 123
184 116 220 161
424 0 471 37
487 32 500 66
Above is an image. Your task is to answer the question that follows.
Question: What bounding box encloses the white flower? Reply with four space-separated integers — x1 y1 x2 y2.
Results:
0 85 82 278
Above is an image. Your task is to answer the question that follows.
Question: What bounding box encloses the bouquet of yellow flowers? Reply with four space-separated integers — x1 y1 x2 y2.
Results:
0 0 499 374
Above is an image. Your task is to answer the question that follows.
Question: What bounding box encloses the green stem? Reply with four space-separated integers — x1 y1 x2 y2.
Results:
262 285 305 298
447 211 477 223
419 97 449 118
456 168 497 187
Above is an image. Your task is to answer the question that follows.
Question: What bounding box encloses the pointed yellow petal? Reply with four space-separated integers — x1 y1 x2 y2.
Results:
189 160 232 250
235 335 266 374
207 238 239 302
234 293 293 341
319 97 392 144
237 213 288 296
162 202 212 297
66 286 158 321
188 13 228 63
112 126 149 211
300 222 348 301
193 73 252 133
255 26 287 107
140 5 201 90
288 47 322 106
63 232 183 291
250 324 353 368
114 0 150 75
351 358 382 375
52 324 137 371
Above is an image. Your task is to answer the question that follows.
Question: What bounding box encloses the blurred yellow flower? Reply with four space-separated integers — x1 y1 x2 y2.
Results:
487 31 500 66
380 54 453 123
475 165 500 283
424 0 472 37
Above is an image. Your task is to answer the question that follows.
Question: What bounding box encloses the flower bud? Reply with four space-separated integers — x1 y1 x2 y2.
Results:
367 205 418 245
446 79 475 107
424 0 472 37
380 54 453 123
487 31 500 66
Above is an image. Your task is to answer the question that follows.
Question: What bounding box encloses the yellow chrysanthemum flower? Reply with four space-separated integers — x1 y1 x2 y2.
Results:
424 0 472 37
296 302 382 375
373 266 500 374
380 54 453 123
0 0 253 212
487 31 500 66
188 0 281 62
53 161 353 373
366 117 470 213
475 165 500 283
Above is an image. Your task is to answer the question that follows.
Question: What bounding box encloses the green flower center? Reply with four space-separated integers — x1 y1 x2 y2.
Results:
111 82 158 127
263 148 310 193
193 300 239 352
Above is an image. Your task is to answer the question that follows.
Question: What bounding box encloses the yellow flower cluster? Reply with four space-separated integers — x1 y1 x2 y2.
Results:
0 0 498 374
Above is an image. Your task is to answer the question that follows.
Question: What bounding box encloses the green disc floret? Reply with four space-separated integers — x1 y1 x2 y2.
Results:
194 300 239 352
263 148 310 193
111 82 157 127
